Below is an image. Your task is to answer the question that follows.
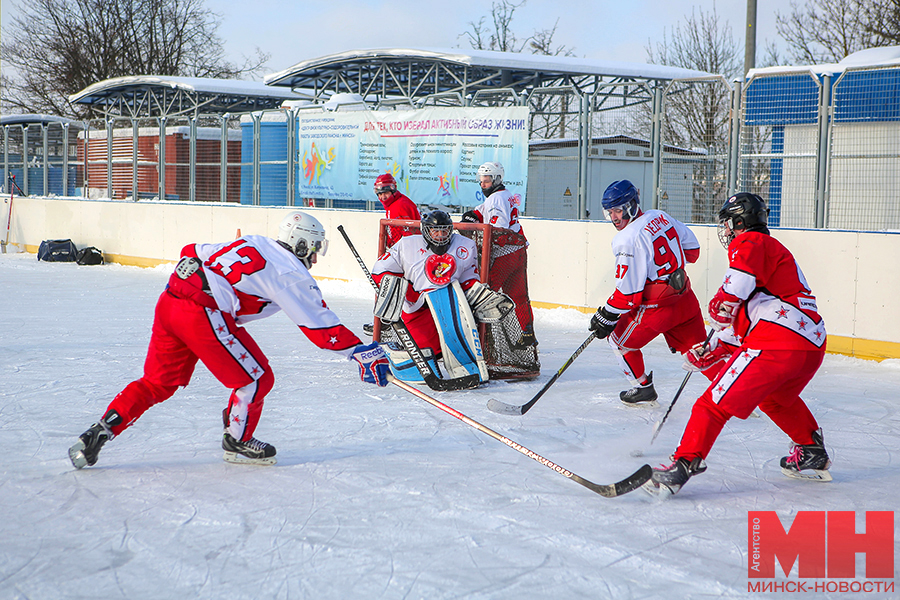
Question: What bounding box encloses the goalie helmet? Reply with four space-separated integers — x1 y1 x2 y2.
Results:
717 192 769 248
601 180 640 227
373 173 398 195
477 162 505 196
277 211 328 268
420 210 454 255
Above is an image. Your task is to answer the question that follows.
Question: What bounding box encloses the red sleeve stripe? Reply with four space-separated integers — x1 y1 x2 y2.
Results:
299 324 361 351
684 248 700 264
607 289 641 312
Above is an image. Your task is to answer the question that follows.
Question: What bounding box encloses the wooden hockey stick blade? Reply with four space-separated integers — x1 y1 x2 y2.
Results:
389 375 652 498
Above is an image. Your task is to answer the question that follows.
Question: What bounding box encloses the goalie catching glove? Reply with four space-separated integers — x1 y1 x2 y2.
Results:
708 288 742 330
589 306 620 340
350 343 391 387
464 281 514 323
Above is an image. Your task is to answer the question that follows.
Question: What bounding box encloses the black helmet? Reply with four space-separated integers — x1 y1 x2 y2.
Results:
420 210 454 255
717 192 769 248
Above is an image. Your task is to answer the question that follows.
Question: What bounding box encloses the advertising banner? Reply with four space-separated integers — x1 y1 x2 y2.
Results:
297 106 529 210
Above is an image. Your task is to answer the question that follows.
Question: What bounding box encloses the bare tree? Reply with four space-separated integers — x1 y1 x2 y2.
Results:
1 0 269 118
645 5 741 221
860 0 900 45
775 0 880 64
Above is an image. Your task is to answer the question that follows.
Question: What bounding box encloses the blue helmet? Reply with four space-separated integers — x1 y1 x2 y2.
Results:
601 180 640 221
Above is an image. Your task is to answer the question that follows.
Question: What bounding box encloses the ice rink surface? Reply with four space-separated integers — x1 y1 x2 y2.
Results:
1 251 898 599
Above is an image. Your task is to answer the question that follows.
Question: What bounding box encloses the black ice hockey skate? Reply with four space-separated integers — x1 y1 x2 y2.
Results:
780 428 832 482
222 432 277 466
620 372 659 406
642 456 707 496
68 410 121 469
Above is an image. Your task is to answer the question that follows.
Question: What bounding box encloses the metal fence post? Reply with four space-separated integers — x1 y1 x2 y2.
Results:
106 119 113 199
650 85 663 210
158 117 166 200
728 79 742 197
189 117 197 202
220 114 229 203
815 74 832 229
252 113 261 206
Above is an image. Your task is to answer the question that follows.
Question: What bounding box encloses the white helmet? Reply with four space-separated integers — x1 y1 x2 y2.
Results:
277 211 327 268
477 161 504 187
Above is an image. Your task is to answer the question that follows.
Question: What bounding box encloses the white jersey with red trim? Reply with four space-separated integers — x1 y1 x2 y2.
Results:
473 188 523 233
192 235 361 357
371 234 479 313
605 209 700 314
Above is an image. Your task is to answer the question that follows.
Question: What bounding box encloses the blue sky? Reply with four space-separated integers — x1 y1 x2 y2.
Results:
1 1 781 80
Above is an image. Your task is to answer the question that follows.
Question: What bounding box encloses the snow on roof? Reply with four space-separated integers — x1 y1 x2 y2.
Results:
0 114 82 127
266 47 715 88
69 75 311 104
746 45 900 79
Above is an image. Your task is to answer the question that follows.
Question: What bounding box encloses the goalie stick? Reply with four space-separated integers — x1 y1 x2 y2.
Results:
487 333 595 415
650 328 715 444
390 375 652 498
337 225 480 392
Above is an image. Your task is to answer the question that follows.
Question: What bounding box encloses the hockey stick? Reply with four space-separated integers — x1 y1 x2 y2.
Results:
487 332 595 415
389 375 652 498
650 328 715 444
336 225 480 392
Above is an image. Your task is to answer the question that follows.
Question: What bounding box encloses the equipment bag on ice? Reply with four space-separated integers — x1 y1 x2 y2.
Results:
75 246 104 265
38 239 77 262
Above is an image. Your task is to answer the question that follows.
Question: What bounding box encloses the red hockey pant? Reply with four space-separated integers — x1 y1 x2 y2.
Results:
608 291 712 382
489 249 534 331
674 347 824 461
106 291 273 441
400 305 442 357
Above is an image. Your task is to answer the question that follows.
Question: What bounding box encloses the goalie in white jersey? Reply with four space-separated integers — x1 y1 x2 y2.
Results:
588 180 719 405
371 210 513 383
69 211 390 469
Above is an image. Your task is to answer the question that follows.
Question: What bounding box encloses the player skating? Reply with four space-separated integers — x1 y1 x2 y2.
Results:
69 211 390 469
644 193 830 496
588 180 717 406
371 209 512 384
462 162 537 349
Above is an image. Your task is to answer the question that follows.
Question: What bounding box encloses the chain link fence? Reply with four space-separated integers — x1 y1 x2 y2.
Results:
6 64 900 232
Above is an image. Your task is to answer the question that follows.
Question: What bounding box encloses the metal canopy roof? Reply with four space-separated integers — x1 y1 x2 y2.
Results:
69 76 311 118
265 47 715 100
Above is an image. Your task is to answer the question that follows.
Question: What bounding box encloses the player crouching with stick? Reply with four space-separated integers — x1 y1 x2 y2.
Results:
644 193 831 496
69 211 390 469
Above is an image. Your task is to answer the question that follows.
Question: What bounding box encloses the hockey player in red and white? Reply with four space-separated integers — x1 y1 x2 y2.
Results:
588 180 715 406
461 162 537 349
374 172 420 248
644 193 830 496
371 210 512 382
68 211 390 469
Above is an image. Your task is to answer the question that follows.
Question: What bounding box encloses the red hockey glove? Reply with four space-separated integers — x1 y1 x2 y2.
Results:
351 343 391 387
683 337 731 373
708 289 741 331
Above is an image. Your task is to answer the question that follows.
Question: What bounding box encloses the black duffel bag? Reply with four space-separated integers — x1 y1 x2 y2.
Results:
38 239 78 262
76 246 104 265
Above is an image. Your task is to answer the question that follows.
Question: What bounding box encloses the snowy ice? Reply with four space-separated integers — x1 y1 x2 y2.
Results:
1 252 898 599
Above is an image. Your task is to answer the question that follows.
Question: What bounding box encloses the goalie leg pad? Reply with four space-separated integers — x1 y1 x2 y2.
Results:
464 281 514 323
374 274 409 323
384 344 441 383
425 282 489 382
